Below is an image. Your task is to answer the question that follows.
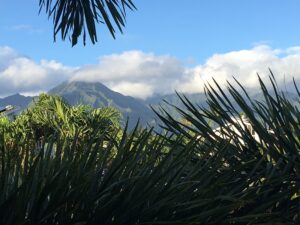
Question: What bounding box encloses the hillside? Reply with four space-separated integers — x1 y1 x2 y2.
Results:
0 93 33 108
49 81 157 128
2 82 299 128
145 92 209 119
0 94 33 116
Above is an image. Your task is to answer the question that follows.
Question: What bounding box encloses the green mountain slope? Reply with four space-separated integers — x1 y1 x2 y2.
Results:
146 90 300 123
49 81 157 128
0 93 33 108
145 92 209 120
2 82 299 129
0 94 33 117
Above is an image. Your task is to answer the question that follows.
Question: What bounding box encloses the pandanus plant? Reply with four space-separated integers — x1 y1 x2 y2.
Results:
0 73 299 224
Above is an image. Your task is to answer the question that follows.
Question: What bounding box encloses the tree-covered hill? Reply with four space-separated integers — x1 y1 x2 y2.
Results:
2 81 300 128
0 93 33 108
49 81 156 128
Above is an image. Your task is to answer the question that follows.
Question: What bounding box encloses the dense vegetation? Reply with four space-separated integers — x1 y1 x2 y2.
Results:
0 75 299 224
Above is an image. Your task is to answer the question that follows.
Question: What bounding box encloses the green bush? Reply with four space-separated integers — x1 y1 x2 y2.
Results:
0 76 299 225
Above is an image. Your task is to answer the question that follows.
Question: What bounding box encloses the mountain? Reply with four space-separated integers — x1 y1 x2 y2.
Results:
0 93 33 108
2 82 300 128
146 92 207 106
145 92 209 120
0 93 33 117
0 93 34 116
145 90 300 122
49 81 157 128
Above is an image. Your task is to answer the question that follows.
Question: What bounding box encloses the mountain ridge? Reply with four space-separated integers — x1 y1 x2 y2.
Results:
49 81 157 128
2 81 300 128
0 93 33 108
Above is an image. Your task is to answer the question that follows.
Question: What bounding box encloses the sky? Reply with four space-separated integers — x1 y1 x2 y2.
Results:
1 0 300 98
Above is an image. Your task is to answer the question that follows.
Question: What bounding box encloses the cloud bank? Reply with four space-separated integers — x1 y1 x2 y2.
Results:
72 46 300 97
1 45 300 99
71 51 184 99
177 45 300 93
0 46 74 97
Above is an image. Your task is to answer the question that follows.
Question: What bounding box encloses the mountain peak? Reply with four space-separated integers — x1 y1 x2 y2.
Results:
49 81 156 128
0 93 33 108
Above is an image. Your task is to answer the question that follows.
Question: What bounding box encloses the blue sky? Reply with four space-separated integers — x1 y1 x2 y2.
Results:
1 0 300 98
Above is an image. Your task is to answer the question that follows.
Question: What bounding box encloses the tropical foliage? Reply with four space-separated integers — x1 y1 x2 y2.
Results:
0 76 299 224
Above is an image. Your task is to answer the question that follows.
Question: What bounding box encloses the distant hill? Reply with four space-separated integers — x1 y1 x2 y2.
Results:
145 92 209 120
0 94 33 117
0 93 33 108
146 90 300 122
1 82 300 128
49 81 157 128
0 94 33 108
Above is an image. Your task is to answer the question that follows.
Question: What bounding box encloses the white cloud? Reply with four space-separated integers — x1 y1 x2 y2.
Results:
71 51 185 99
72 46 300 98
9 24 44 34
10 24 32 31
0 47 19 70
2 45 300 99
0 46 74 97
111 82 154 99
176 45 300 93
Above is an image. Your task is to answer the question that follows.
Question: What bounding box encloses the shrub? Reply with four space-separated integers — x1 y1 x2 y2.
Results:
0 75 299 224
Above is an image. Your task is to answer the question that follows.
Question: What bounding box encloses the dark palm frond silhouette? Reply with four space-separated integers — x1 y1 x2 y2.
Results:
39 0 136 46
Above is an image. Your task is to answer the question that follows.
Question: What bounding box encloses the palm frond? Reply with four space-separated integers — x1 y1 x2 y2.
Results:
39 0 136 46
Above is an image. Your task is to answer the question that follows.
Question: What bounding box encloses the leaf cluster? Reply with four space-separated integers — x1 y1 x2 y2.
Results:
0 74 299 224
39 0 136 46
